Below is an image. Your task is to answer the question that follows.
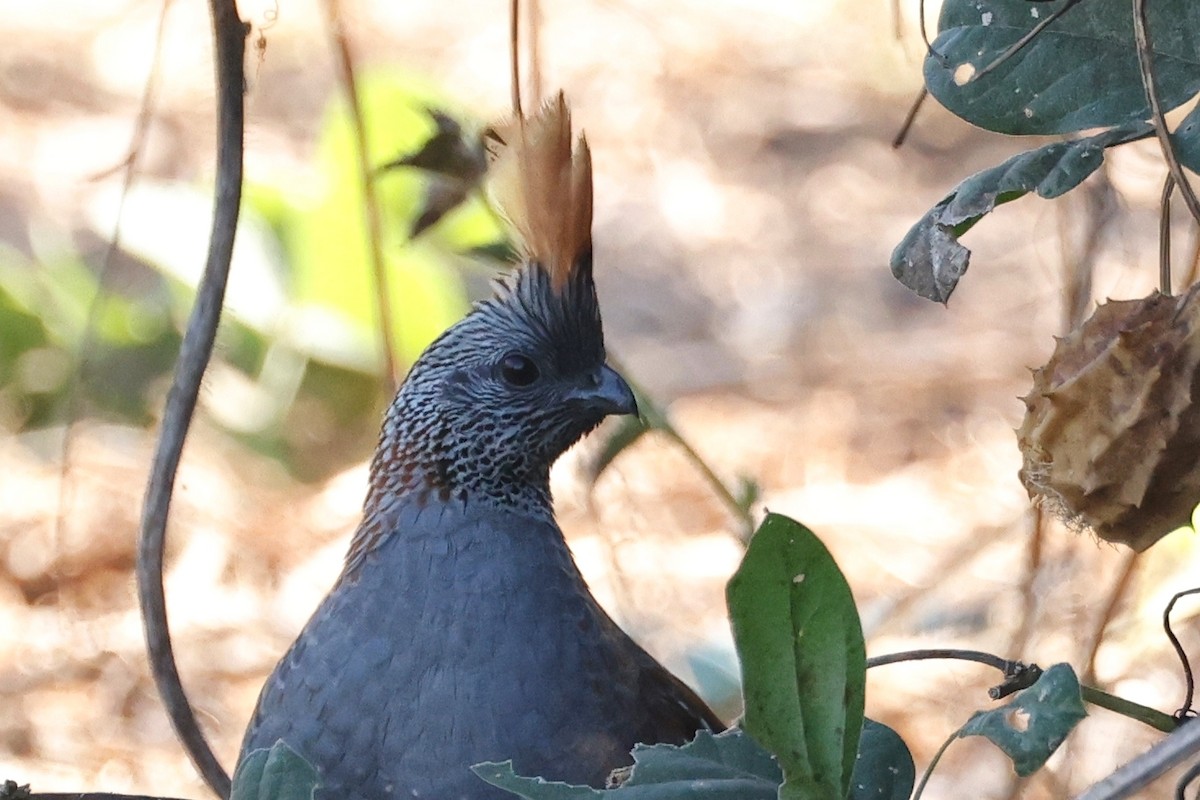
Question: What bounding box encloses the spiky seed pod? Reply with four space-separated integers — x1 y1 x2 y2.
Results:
1018 285 1200 550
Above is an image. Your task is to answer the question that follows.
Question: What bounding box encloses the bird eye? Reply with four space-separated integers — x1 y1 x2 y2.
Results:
499 353 540 387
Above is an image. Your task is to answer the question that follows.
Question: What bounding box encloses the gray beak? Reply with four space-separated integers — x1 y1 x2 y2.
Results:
575 364 638 417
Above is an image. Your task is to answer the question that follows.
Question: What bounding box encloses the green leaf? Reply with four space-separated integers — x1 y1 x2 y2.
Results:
726 513 866 800
958 663 1087 777
891 122 1150 303
251 70 502 372
473 729 782 799
848 719 915 800
926 0 1200 135
380 110 490 238
231 740 321 800
1171 102 1200 174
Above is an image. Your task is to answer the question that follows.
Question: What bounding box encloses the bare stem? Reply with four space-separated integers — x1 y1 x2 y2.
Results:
1080 551 1140 686
868 649 1176 733
136 1 247 797
607 355 756 542
1161 174 1176 294
1133 0 1200 225
911 728 959 800
321 0 400 393
892 87 928 149
510 0 523 116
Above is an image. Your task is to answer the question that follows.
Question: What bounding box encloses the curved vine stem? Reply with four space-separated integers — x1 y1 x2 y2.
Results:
607 355 756 543
868 649 1178 734
136 2 247 797
1133 0 1200 226
911 727 959 800
1161 174 1176 293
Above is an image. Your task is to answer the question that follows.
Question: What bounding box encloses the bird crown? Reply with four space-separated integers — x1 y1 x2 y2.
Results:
487 93 593 292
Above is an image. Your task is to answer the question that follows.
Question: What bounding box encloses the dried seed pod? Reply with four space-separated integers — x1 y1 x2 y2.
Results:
1017 286 1200 550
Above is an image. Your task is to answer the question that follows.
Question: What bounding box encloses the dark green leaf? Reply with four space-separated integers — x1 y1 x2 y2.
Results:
473 729 782 799
231 740 321 800
381 110 487 181
379 109 489 238
252 70 491 370
848 719 915 800
472 765 601 800
726 514 866 800
1171 102 1200 174
958 663 1087 777
926 0 1200 135
891 122 1151 302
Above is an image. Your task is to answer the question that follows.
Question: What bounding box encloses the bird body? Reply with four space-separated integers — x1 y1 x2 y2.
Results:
237 95 720 800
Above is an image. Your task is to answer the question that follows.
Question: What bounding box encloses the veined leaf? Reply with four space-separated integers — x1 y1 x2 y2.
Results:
892 122 1151 303
926 0 1200 135
231 740 321 800
726 514 866 800
958 663 1087 777
473 729 782 799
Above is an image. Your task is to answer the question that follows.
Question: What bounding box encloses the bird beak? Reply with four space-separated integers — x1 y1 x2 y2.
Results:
575 364 638 418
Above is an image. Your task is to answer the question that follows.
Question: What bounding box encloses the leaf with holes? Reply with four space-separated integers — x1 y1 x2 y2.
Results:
727 513 866 800
957 663 1087 777
473 729 782 799
892 121 1150 303
926 0 1200 135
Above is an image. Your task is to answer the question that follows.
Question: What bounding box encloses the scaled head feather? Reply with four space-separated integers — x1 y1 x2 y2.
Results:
488 93 593 292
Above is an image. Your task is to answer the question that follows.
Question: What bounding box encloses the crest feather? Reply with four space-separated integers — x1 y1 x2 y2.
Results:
488 93 593 291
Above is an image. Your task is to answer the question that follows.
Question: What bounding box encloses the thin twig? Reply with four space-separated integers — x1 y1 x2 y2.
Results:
1175 757 1200 800
136 2 247 797
866 647 1015 672
1164 587 1200 718
911 728 958 800
917 0 933 54
967 0 1084 84
321 0 399 393
868 649 1176 732
1081 551 1140 686
1161 174 1176 294
1133 0 1200 225
1007 505 1045 656
56 0 174 590
510 0 523 117
604 357 755 541
659 423 755 542
528 0 543 107
892 87 928 149
1074 718 1200 800
1081 686 1177 734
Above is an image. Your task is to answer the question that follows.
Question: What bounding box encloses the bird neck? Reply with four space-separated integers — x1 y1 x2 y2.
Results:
343 401 558 573
364 394 556 520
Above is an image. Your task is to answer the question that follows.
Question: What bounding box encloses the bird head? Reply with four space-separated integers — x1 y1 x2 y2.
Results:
366 94 636 518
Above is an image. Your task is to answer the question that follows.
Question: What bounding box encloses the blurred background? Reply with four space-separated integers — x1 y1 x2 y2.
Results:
2 0 1199 797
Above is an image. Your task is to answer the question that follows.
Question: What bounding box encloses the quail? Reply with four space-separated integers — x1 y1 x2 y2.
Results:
238 94 722 800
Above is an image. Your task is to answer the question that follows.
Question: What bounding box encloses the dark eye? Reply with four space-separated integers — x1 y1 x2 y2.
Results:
499 353 540 387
